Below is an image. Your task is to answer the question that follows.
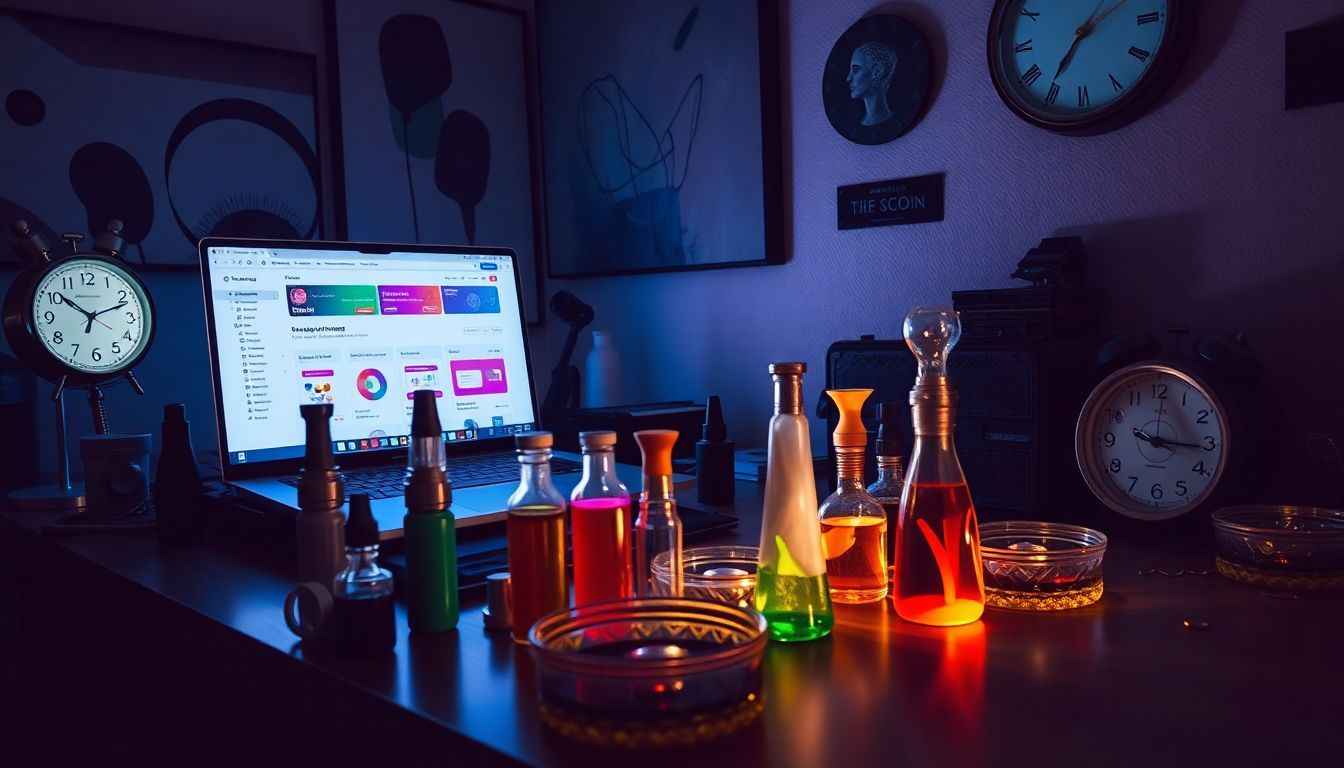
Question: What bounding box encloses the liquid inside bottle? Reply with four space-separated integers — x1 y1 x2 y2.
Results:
507 505 567 642
893 481 984 626
755 535 833 641
820 516 887 599
571 496 632 603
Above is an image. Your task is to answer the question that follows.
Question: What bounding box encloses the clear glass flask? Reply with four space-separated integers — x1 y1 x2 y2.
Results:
866 402 905 583
819 388 887 604
569 430 633 604
633 430 682 597
506 431 568 643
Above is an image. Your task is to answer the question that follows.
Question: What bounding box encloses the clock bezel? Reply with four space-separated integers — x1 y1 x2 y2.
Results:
2 252 157 387
1075 362 1231 521
986 0 1197 136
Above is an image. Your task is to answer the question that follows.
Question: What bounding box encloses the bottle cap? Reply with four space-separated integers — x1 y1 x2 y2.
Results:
578 430 617 449
768 362 806 376
482 572 512 631
300 404 335 470
345 493 380 547
410 389 442 437
876 402 904 457
701 396 727 442
516 431 553 450
634 429 678 476
826 388 872 448
164 403 187 423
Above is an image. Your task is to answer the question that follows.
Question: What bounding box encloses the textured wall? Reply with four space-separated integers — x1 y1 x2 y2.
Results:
542 0 1344 473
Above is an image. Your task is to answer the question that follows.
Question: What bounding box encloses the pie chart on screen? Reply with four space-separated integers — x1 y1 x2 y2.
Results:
357 368 388 400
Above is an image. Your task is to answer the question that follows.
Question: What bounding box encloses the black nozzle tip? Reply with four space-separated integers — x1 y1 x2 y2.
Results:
164 403 187 422
702 395 727 442
876 401 904 456
411 389 442 436
301 403 334 420
345 493 380 547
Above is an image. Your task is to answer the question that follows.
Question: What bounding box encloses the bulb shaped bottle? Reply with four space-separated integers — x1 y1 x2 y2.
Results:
893 307 985 626
755 363 832 642
819 388 887 604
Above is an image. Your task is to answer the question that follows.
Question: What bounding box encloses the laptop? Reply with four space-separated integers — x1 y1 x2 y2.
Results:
198 237 648 538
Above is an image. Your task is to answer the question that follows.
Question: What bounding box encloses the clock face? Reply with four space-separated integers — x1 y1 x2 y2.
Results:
989 1 1187 133
30 258 153 376
1076 364 1228 520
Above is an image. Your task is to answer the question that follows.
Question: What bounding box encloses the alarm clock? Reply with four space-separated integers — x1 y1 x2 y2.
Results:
1075 333 1261 521
3 219 155 390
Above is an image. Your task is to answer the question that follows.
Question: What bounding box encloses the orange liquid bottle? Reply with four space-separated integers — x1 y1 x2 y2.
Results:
892 307 984 626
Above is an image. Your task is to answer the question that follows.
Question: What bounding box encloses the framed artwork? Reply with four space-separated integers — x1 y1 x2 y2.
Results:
538 0 784 278
326 0 545 324
0 7 326 270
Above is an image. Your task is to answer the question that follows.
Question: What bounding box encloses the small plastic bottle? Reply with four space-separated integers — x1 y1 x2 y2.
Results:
402 389 458 633
506 431 568 643
570 430 633 605
332 494 396 656
582 330 622 407
634 430 683 596
296 404 346 587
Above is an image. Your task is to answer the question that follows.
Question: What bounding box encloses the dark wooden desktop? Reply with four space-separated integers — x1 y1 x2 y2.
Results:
2 482 1338 767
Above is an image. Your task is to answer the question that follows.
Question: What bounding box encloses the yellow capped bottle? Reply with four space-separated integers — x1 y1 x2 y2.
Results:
819 388 887 604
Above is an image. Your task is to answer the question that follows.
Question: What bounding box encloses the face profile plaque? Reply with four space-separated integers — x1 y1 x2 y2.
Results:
822 14 931 145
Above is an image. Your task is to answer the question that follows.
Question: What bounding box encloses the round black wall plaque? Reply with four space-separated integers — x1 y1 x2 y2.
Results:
822 14 931 145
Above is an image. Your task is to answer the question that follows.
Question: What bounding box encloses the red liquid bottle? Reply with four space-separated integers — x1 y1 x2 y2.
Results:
506 432 568 644
570 431 633 605
893 307 985 626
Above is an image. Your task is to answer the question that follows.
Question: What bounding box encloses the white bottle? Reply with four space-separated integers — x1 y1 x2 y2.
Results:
583 331 623 408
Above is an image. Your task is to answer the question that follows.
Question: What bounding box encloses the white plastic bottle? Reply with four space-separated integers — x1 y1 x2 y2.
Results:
582 331 623 408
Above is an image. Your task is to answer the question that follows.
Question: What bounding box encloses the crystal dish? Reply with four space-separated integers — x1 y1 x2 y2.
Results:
650 545 759 607
528 598 767 746
1211 506 1344 590
979 521 1107 611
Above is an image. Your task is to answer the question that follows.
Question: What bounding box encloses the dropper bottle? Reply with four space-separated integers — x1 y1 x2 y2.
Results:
296 404 346 586
755 363 832 642
818 388 887 604
893 307 985 626
402 389 459 633
634 430 682 597
332 493 397 656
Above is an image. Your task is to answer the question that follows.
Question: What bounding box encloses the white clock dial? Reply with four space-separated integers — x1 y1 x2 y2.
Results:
31 259 153 375
1076 364 1228 520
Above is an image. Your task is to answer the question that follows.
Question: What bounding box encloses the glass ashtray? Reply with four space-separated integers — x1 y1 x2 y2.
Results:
528 598 767 746
1211 506 1344 590
979 521 1108 611
650 545 759 607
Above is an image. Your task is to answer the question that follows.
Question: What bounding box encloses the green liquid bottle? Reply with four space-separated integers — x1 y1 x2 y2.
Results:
755 363 832 642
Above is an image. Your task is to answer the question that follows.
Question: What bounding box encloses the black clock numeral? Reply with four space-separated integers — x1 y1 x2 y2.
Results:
91 347 102 362
1015 39 1033 53
1192 460 1206 475
1203 436 1217 451
1109 458 1122 473
1181 391 1188 406
1129 46 1151 62
1109 73 1124 92
1137 11 1160 25
1046 81 1061 104
118 290 127 302
1021 64 1043 87
122 330 133 341
52 331 63 345
43 310 54 324
1150 483 1164 500
1020 8 1040 21
1129 390 1141 406
1127 476 1139 493
112 341 122 355
1196 409 1210 424
104 276 110 288
47 292 62 305
81 272 95 286
61 276 74 290
1176 480 1188 496
1077 85 1090 106
1152 382 1168 399
1103 432 1116 447
70 343 79 356
126 312 136 324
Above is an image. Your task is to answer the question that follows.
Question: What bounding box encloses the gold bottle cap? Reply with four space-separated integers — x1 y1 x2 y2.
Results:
826 388 872 448
768 362 806 376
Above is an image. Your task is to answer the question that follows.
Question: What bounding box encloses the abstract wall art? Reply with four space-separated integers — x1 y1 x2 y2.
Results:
538 0 783 278
0 7 325 269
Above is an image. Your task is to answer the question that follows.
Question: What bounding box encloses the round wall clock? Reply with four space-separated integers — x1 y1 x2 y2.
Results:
988 1 1196 135
822 14 931 145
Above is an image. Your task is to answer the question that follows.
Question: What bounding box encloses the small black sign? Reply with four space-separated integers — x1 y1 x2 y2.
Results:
837 173 944 230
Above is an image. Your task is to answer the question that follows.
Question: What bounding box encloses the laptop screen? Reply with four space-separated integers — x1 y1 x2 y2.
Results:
201 241 537 467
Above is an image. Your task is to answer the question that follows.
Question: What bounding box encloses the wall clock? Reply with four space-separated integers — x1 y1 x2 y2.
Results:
822 14 931 145
988 1 1196 135
1075 334 1260 521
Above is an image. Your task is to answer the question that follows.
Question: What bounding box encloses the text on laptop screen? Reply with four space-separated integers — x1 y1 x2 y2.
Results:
205 246 536 466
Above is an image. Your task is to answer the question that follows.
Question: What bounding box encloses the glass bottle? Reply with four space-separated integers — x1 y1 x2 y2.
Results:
866 402 905 582
402 389 458 633
634 429 682 597
570 430 633 604
506 431 568 644
893 307 985 627
819 388 887 604
331 493 396 656
755 363 833 642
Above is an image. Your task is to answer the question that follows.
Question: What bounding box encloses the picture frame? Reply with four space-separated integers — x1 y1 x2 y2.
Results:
538 0 784 279
0 6 328 271
324 0 546 325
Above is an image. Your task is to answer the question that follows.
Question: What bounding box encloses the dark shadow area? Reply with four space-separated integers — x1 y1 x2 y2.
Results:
1161 0 1244 106
874 2 948 134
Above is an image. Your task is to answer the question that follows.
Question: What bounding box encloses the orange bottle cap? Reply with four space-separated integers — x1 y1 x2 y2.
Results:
634 429 679 476
826 388 872 448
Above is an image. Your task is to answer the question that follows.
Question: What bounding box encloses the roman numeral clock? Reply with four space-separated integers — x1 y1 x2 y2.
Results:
988 1 1196 134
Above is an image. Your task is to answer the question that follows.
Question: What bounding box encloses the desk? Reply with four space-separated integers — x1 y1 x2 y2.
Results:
2 483 1339 766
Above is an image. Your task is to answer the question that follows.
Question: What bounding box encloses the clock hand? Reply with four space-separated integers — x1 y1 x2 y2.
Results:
91 301 128 317
54 293 107 334
1086 0 1129 32
1053 0 1118 82
1132 427 1201 449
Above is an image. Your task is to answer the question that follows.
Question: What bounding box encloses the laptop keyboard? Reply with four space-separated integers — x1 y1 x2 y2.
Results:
279 453 581 499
